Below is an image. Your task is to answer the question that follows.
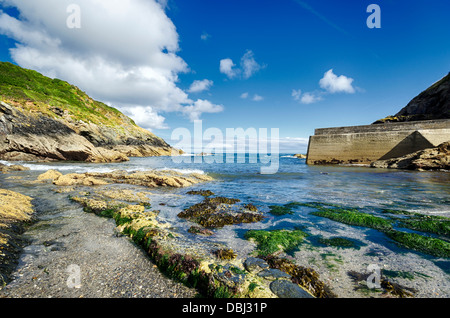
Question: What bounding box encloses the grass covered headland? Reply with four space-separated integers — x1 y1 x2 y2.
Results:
0 61 129 127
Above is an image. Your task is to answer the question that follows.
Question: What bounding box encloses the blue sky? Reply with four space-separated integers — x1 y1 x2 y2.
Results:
0 0 449 153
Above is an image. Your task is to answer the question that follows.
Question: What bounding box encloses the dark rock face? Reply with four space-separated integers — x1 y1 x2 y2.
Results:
0 101 179 162
374 73 450 123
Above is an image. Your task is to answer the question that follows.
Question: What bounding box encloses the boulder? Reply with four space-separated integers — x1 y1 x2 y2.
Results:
269 279 314 298
371 141 450 170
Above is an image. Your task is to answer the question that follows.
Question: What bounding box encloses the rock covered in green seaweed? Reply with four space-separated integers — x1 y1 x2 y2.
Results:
178 196 265 228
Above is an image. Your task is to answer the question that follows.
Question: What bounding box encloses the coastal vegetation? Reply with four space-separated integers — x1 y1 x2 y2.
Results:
244 229 308 256
304 201 450 258
0 62 131 127
178 196 264 228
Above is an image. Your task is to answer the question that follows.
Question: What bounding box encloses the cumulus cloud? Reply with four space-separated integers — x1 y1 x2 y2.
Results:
292 89 322 104
220 50 264 80
188 79 213 93
220 58 239 79
0 0 223 128
240 92 249 99
124 106 168 130
319 69 356 94
293 69 357 104
252 94 264 102
181 99 224 122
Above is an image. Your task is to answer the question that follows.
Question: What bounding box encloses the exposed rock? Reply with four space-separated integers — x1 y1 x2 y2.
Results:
52 173 109 186
293 154 307 159
257 268 291 281
0 101 129 163
243 257 270 273
43 169 213 189
0 163 30 173
37 169 63 181
269 279 314 298
371 141 450 170
187 226 214 236
0 189 34 287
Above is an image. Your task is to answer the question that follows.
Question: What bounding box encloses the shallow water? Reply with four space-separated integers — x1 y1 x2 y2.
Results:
1 154 449 297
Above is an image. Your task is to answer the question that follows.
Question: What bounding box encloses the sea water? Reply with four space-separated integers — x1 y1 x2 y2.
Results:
1 154 449 297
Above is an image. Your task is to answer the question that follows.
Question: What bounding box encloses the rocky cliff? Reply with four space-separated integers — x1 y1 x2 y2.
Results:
374 72 450 124
0 62 182 162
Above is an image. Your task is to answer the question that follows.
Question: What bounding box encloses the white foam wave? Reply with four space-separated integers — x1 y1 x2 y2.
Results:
19 162 205 176
156 167 205 175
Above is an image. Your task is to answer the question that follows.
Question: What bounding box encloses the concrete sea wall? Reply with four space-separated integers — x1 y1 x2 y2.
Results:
306 119 450 165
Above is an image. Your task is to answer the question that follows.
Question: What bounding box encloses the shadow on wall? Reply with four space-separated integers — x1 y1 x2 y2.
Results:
378 131 435 160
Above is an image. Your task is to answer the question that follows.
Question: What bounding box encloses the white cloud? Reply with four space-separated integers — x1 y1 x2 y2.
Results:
188 79 213 93
0 0 223 129
220 58 239 79
241 50 263 79
124 105 168 130
252 94 264 102
292 89 322 104
292 89 302 101
220 50 264 80
200 32 210 41
319 69 355 94
300 92 322 104
293 69 357 105
240 92 249 99
181 99 224 122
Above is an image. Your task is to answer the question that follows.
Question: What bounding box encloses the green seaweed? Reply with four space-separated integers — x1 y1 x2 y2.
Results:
178 196 263 228
396 215 450 238
186 190 215 197
385 230 450 258
311 208 393 231
268 205 293 216
244 229 308 256
213 248 237 260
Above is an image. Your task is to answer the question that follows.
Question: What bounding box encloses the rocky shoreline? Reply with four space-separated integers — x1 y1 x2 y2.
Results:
0 168 323 298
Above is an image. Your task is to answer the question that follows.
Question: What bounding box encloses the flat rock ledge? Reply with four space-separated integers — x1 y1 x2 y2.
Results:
37 169 213 188
0 189 34 287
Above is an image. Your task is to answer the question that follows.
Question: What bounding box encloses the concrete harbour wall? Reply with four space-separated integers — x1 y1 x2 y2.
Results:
306 119 450 165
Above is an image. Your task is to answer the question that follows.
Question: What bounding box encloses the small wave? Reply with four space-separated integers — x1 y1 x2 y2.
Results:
156 167 205 175
280 155 296 158
0 160 13 166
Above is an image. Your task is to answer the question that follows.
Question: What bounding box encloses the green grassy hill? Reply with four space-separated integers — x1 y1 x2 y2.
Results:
0 61 136 128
